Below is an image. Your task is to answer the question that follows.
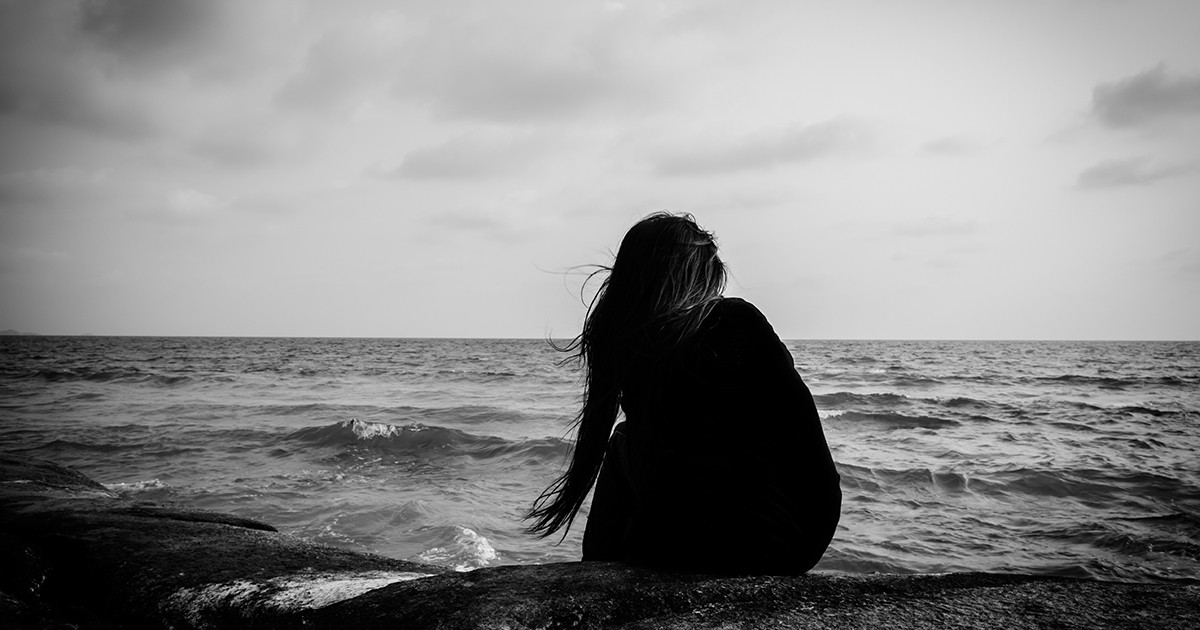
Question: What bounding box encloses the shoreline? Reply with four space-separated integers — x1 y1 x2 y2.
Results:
2 453 1196 629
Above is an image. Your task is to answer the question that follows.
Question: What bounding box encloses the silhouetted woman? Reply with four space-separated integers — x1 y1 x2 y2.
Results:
526 212 840 575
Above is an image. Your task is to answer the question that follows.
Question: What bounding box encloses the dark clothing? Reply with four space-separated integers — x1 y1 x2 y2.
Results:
581 298 841 575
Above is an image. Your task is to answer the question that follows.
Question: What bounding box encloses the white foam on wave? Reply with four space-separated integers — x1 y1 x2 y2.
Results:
165 569 433 621
347 417 426 440
104 479 170 495
416 526 499 571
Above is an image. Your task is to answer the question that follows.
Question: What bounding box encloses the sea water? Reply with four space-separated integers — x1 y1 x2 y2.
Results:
1 336 1197 583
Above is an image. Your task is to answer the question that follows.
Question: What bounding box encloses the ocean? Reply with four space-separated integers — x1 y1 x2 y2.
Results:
1 336 1197 583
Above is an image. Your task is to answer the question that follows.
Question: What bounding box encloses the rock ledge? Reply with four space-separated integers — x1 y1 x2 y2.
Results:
1 454 1196 629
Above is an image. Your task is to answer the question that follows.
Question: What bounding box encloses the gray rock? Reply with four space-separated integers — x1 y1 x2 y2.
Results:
316 562 1198 629
0 454 445 628
1 454 1197 629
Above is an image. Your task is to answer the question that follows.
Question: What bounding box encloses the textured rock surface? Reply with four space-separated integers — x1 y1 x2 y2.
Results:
2 453 1197 629
0 454 445 628
315 562 1199 629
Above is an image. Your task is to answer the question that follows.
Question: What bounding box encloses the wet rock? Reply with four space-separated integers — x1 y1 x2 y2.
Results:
0 453 445 628
1 453 1197 629
306 561 1200 629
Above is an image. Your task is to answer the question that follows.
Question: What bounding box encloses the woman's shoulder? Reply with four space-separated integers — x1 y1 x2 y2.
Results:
702 297 785 349
710 297 772 330
714 296 756 313
693 297 795 379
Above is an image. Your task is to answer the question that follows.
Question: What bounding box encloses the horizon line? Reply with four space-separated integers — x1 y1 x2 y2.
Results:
2 332 1197 343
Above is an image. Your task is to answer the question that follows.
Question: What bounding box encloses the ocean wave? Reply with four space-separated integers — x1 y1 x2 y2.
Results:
1033 374 1196 390
417 405 536 425
61 391 106 401
814 392 1002 417
940 396 996 410
241 364 335 377
1123 437 1169 450
1049 401 1181 420
105 478 169 492
972 467 1189 504
23 437 207 460
832 411 960 430
1047 421 1099 432
472 436 570 462
29 438 131 453
1048 374 1130 387
288 419 480 449
434 369 520 381
1121 511 1200 531
286 419 571 463
104 479 177 501
887 375 946 388
415 525 499 571
30 366 194 387
1033 521 1200 562
811 373 946 388
817 547 913 575
812 392 910 408
247 403 393 418
1115 405 1176 417
838 464 973 495
989 469 1118 499
837 464 1187 506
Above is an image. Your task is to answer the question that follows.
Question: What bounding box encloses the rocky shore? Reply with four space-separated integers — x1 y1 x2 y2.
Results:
2 453 1196 629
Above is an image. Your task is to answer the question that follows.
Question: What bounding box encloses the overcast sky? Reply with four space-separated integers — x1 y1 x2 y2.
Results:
2 0 1198 339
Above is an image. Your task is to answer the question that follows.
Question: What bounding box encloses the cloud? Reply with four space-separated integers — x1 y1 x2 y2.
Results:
76 0 291 82
654 119 873 176
0 246 71 275
1161 248 1200 276
115 185 243 229
273 16 409 115
0 74 157 141
920 135 983 157
165 188 225 216
1075 157 1194 189
191 115 306 167
1091 64 1200 128
423 188 551 243
388 131 553 180
0 167 117 209
890 216 979 237
389 2 671 122
79 0 222 59
0 1 157 139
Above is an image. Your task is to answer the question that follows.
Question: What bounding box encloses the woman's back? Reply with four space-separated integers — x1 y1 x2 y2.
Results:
526 212 840 575
582 297 841 574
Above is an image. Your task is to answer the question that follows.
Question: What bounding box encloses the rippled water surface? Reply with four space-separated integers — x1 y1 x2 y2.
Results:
1 336 1197 582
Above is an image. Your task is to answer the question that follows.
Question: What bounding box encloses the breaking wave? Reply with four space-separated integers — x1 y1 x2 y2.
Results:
286 418 571 464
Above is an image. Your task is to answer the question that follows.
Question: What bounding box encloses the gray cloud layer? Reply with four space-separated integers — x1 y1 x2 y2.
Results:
1092 64 1200 128
655 120 873 176
80 0 219 59
393 131 551 180
1075 157 1193 189
384 3 673 123
0 2 155 139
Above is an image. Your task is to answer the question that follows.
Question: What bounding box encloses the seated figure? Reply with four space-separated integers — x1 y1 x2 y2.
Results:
527 212 841 575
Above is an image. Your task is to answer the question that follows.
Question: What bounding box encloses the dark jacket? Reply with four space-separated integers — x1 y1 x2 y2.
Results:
582 298 841 574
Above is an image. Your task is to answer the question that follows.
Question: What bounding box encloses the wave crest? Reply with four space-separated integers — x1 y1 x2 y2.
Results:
834 411 960 430
286 419 571 463
415 526 499 571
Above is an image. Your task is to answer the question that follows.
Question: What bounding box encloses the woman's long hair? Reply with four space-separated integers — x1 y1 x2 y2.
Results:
525 212 727 538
